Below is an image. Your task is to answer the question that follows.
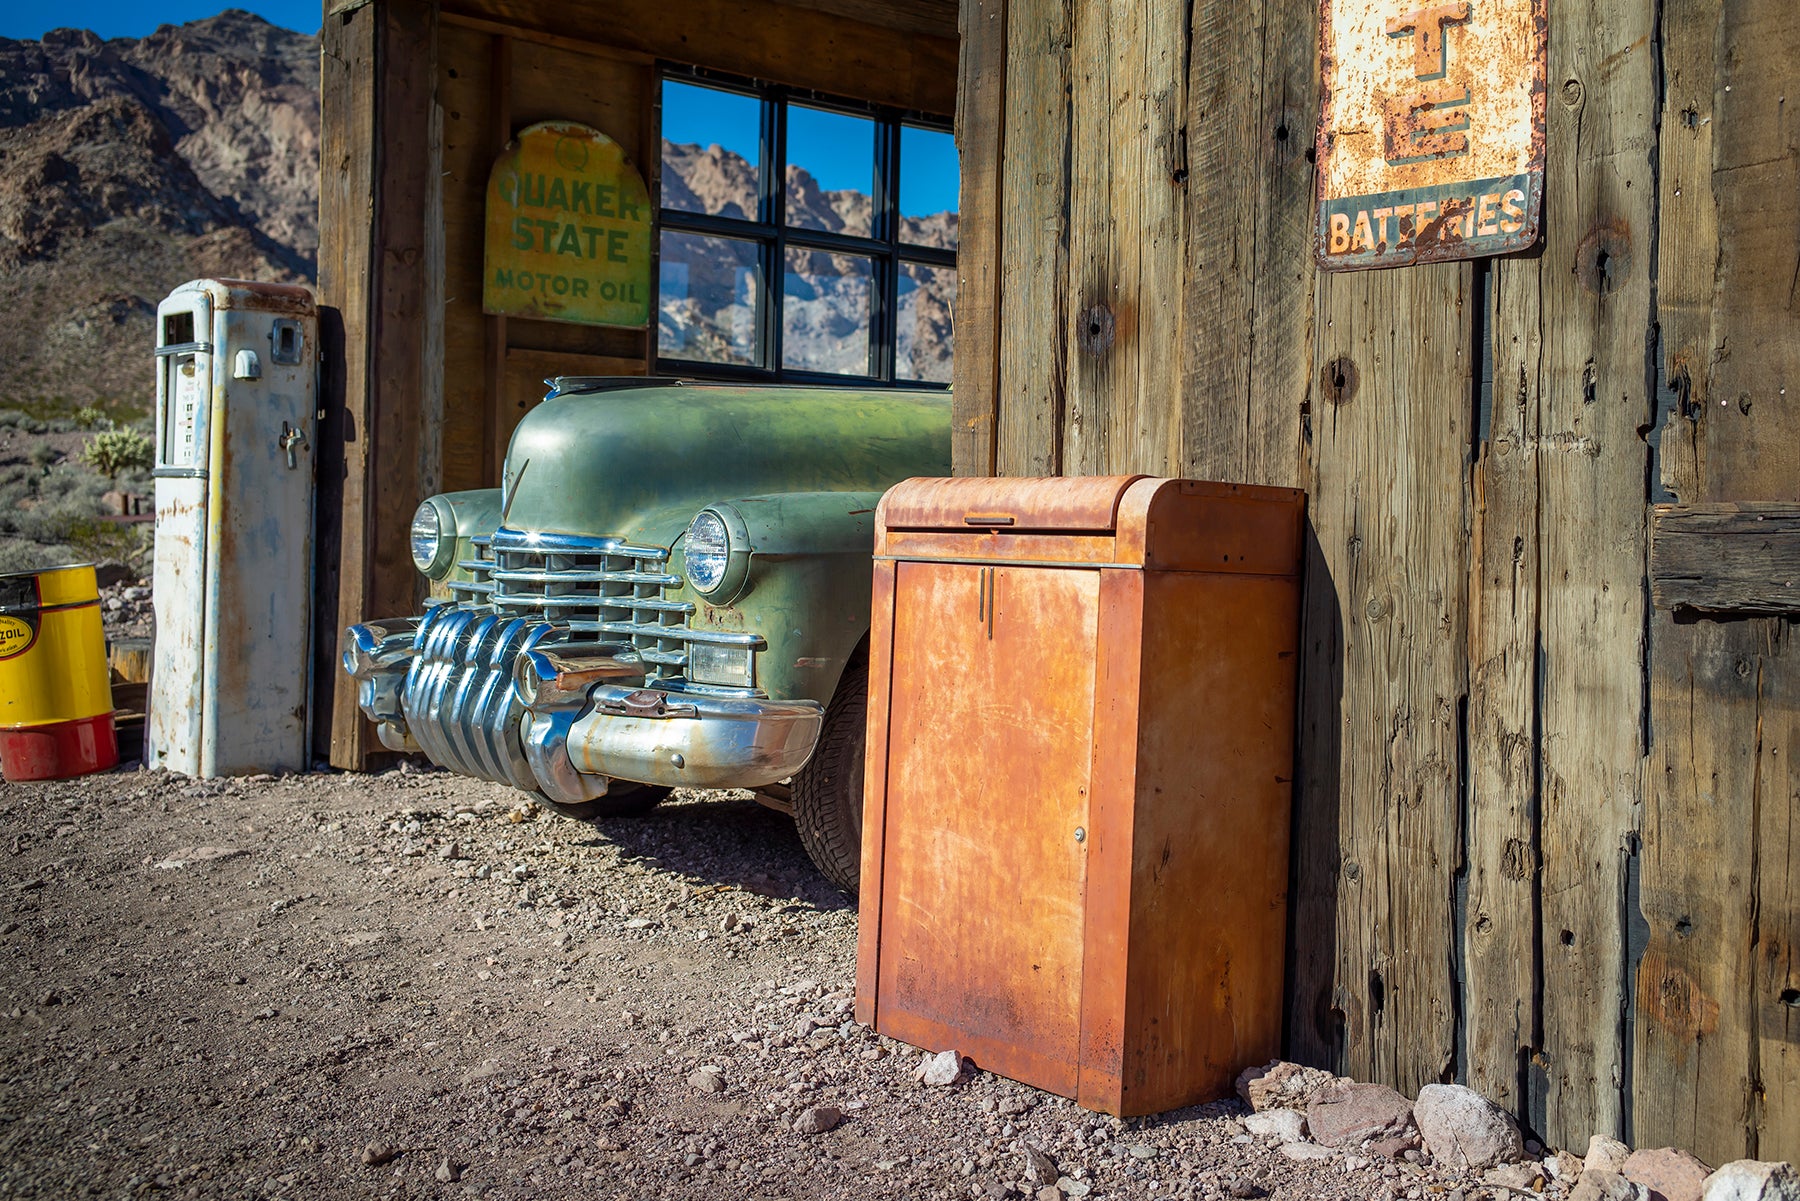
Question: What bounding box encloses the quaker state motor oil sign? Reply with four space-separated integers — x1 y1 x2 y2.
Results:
1315 0 1546 271
484 121 652 327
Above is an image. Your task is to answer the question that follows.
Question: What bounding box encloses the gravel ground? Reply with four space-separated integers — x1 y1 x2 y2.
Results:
2 764 1533 1201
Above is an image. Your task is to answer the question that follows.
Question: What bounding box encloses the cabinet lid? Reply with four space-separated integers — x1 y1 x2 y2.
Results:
879 475 1149 533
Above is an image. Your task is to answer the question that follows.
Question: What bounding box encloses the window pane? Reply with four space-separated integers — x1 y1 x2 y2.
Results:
659 231 763 367
661 81 762 219
897 262 956 383
782 247 871 375
785 105 874 237
900 125 958 250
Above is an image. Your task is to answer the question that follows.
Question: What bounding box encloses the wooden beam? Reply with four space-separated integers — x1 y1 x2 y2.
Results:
442 0 956 116
312 0 378 765
484 32 512 486
1465 260 1541 1120
1290 261 1473 1093
992 0 1067 477
949 0 1005 477
318 0 441 768
1651 504 1800 615
1179 0 1313 490
1058 0 1186 477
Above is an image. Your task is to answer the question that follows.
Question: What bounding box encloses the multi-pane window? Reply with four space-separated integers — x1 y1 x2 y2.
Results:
656 72 958 385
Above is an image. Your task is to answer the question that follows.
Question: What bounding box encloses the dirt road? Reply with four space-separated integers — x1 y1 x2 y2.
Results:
1 765 1501 1200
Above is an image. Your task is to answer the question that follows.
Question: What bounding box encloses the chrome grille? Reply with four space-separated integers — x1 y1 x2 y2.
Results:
447 530 695 672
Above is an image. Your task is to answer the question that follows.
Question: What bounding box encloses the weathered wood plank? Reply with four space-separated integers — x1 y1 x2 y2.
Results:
1640 0 1800 1164
1290 262 1472 1090
1059 0 1185 477
1651 504 1800 614
1639 615 1763 1163
1465 261 1542 1119
367 0 438 624
315 0 378 765
484 33 511 486
1179 0 1312 490
1756 623 1800 1162
445 0 956 117
1528 0 1654 1146
993 0 1068 477
950 0 1005 478
436 21 493 493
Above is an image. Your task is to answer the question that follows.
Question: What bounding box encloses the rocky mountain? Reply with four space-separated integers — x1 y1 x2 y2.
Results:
660 140 957 381
0 11 318 419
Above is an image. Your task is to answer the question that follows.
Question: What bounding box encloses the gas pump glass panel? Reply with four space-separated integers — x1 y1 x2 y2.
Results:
782 247 872 375
155 303 211 472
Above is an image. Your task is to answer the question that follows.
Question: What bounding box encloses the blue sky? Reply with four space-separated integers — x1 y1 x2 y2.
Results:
664 80 959 218
1 1 318 39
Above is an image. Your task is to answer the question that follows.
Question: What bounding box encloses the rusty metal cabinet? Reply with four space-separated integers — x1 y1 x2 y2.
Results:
855 475 1306 1116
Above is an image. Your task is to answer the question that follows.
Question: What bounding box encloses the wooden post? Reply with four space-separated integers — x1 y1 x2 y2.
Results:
316 0 441 769
1637 0 1800 1164
951 0 1006 478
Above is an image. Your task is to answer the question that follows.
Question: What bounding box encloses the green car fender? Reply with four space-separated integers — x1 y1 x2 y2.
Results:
678 490 887 707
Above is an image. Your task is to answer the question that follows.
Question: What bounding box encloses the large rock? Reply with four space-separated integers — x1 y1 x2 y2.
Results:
1588 1136 1635 1176
1305 1081 1415 1148
1243 1109 1308 1143
1623 1148 1712 1201
915 1049 965 1087
1235 1060 1339 1113
1574 1170 1653 1201
1413 1083 1525 1170
1701 1161 1800 1201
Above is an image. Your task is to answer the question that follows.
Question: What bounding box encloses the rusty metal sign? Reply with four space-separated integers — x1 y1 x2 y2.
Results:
1315 0 1546 271
484 121 652 327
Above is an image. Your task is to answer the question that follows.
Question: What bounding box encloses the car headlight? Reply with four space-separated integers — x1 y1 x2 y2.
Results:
410 497 456 579
682 507 751 601
684 511 730 592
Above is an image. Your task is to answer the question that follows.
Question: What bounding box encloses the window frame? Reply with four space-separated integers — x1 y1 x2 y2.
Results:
653 65 958 387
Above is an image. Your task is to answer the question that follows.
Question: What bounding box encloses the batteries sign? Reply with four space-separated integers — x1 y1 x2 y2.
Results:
1315 0 1546 271
484 121 652 327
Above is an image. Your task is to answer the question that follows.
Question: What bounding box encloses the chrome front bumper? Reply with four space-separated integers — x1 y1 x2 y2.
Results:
342 605 823 803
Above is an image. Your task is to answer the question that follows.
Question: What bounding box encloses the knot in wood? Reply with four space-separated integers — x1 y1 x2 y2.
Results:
1575 220 1632 296
1077 304 1115 356
1321 356 1360 405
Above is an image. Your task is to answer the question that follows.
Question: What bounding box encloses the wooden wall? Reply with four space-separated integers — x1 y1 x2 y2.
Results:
316 0 957 765
952 0 1800 1162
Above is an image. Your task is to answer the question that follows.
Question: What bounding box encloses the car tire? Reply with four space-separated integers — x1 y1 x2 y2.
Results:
793 656 867 895
539 782 672 821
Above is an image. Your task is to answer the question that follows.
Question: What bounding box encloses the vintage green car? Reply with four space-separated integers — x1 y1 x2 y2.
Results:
342 378 950 892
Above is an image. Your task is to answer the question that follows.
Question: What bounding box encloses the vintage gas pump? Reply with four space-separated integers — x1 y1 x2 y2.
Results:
148 280 317 777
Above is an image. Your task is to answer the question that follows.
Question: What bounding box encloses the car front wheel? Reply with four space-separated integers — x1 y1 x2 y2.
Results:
793 657 867 895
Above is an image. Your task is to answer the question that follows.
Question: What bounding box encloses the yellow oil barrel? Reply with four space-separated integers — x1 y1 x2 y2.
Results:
0 563 118 781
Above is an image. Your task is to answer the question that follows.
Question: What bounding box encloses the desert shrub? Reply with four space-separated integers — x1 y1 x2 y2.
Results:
73 405 106 430
28 442 59 473
81 427 154 487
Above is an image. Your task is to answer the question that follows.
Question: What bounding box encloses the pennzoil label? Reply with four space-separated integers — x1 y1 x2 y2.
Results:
0 577 40 659
0 615 34 659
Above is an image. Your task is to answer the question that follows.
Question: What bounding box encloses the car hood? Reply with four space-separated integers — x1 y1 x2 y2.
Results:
498 382 952 548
